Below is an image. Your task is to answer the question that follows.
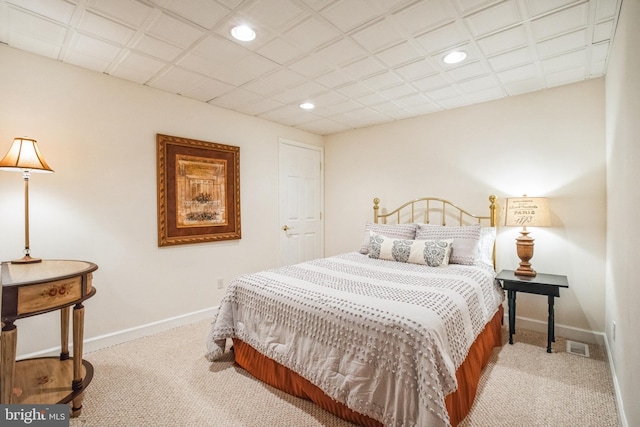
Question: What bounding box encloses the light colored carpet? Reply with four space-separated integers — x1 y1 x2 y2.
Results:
69 320 619 427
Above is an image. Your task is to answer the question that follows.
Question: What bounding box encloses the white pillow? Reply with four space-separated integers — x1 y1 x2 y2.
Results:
415 223 481 265
359 223 417 254
477 227 496 267
368 233 453 267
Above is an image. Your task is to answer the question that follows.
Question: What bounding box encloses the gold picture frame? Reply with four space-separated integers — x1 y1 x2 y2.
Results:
157 134 241 246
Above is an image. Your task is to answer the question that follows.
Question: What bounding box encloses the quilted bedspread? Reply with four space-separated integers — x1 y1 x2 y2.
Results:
206 252 504 427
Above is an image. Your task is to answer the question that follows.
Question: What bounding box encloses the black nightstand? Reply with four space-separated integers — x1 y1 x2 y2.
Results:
496 270 569 353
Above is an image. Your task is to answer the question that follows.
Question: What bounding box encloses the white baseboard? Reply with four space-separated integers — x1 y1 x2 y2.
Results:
505 314 605 346
18 306 218 360
604 336 628 427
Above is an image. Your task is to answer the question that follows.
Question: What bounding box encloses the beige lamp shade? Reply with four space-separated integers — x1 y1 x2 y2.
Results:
504 197 550 228
504 196 550 277
0 137 54 172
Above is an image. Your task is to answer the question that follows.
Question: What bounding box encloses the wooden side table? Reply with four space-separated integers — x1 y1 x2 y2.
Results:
496 269 569 353
1 260 98 416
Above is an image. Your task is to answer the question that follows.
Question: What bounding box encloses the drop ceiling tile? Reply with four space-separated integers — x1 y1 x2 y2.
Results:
589 60 606 77
591 40 609 61
466 86 505 102
239 0 307 32
214 54 280 86
415 21 469 54
133 34 182 61
531 3 588 41
7 7 69 45
392 0 456 36
5 31 64 58
456 74 497 92
464 0 522 37
229 97 284 116
375 41 423 67
146 11 205 48
487 46 534 71
242 68 306 97
69 32 123 61
7 0 76 24
148 66 209 94
406 101 442 116
541 48 586 73
544 65 586 87
340 57 385 80
451 0 503 16
206 87 263 110
288 53 335 78
320 0 383 32
594 0 618 21
395 59 438 81
314 69 354 88
504 76 544 95
412 73 450 91
78 11 136 45
523 0 579 18
496 62 538 84
593 19 614 43
379 83 417 100
536 28 587 58
110 51 167 83
87 0 155 28
160 0 230 29
256 37 304 65
335 82 375 99
64 50 113 72
446 60 489 81
361 70 404 91
295 118 351 135
271 80 327 104
436 95 470 109
427 85 463 101
282 16 341 52
356 92 388 105
476 25 528 56
390 92 429 108
351 18 405 53
179 75 235 101
314 37 368 68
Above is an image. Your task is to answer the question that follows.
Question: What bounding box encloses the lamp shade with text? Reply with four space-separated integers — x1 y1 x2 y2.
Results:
504 197 551 277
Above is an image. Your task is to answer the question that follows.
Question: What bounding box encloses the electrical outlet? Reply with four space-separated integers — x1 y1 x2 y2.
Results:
217 277 224 289
613 321 616 341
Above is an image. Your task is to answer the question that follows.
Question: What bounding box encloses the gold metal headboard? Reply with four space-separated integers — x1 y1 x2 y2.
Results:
373 195 497 227
372 195 498 267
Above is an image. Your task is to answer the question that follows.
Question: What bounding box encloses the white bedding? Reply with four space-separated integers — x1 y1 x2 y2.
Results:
206 252 504 427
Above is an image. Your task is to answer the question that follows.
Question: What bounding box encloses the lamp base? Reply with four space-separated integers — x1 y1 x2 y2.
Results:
514 266 537 277
11 254 42 264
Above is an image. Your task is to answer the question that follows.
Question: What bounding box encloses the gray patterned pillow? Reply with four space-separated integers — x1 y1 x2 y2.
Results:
415 223 481 265
359 223 417 254
368 233 453 267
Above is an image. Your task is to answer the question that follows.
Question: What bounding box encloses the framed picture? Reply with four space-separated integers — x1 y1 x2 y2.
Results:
157 134 241 246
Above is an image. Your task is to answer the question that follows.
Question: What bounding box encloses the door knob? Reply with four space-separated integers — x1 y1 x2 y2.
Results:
282 225 290 231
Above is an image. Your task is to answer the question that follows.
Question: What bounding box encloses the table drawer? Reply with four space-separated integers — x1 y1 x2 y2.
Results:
17 277 82 315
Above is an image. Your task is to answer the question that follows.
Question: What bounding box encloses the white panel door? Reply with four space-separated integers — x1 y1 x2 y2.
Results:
279 140 323 266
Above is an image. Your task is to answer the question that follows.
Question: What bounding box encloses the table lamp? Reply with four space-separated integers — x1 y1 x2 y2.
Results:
504 196 550 277
0 137 54 263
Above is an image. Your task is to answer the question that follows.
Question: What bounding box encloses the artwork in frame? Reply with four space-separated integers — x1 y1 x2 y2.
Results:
157 134 241 246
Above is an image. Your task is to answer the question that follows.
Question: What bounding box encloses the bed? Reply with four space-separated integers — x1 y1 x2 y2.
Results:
206 196 504 427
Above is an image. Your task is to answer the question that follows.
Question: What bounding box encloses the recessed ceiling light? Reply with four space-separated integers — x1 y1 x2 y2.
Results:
443 50 467 64
299 102 315 110
231 25 256 42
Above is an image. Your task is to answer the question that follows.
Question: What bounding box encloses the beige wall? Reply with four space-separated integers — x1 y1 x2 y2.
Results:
0 45 322 356
325 79 607 343
605 0 640 425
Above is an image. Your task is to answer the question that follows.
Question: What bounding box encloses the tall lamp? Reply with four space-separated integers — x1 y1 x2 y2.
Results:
0 137 54 264
504 196 551 277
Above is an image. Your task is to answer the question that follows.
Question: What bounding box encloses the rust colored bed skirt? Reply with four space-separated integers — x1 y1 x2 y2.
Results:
232 305 503 427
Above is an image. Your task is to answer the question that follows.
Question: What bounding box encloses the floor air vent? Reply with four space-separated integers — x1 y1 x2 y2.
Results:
566 340 590 357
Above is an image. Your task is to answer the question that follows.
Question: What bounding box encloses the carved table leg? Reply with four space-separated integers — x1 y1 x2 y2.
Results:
71 303 85 417
1 321 17 404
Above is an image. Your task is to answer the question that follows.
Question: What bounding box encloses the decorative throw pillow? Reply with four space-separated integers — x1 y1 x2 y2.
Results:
359 223 417 254
368 233 453 267
415 223 481 265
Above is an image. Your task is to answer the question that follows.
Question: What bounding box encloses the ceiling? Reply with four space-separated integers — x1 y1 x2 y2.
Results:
0 0 621 136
